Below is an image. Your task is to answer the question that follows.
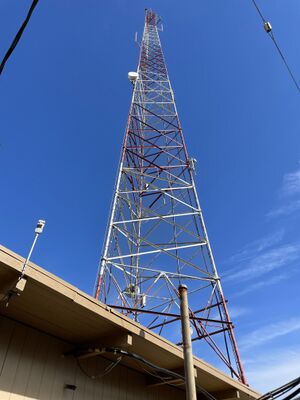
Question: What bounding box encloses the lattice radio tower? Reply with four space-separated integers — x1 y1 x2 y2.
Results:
95 9 246 384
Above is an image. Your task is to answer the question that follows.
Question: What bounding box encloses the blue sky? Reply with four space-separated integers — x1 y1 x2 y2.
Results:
1 0 300 393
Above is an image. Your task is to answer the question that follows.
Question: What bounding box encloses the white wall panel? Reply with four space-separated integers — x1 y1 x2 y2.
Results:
0 316 185 400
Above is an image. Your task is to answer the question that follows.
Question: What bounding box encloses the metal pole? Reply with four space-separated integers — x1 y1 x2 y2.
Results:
179 284 197 400
20 219 46 279
4 219 46 308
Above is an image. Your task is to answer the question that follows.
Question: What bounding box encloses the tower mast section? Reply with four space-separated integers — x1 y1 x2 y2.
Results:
95 9 246 384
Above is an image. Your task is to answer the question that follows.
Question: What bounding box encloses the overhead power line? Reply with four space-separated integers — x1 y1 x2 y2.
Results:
0 0 39 75
251 0 266 22
259 376 300 400
250 0 300 94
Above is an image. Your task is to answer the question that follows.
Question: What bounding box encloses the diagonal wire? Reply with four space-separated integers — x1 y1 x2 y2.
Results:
250 0 300 93
251 0 265 22
268 32 300 93
0 0 39 75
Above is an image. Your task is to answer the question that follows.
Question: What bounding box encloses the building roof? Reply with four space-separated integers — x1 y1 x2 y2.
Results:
0 244 260 399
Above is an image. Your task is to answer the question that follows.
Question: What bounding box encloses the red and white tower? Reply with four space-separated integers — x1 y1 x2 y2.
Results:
95 9 246 384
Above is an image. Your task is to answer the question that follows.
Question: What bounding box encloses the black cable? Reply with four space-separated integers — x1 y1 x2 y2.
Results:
268 32 300 93
76 356 122 379
74 346 300 400
251 0 266 22
105 347 217 400
281 387 300 400
261 377 300 399
250 0 300 94
0 0 39 75
0 278 20 308
259 376 300 400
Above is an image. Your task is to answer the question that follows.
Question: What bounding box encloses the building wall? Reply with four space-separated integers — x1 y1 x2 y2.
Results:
0 315 185 400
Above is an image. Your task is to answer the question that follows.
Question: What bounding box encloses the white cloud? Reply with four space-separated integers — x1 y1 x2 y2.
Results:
224 230 285 266
282 167 300 197
266 162 300 219
225 243 300 283
235 274 288 296
227 306 250 319
266 199 300 218
209 306 250 321
239 318 300 351
244 347 300 393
